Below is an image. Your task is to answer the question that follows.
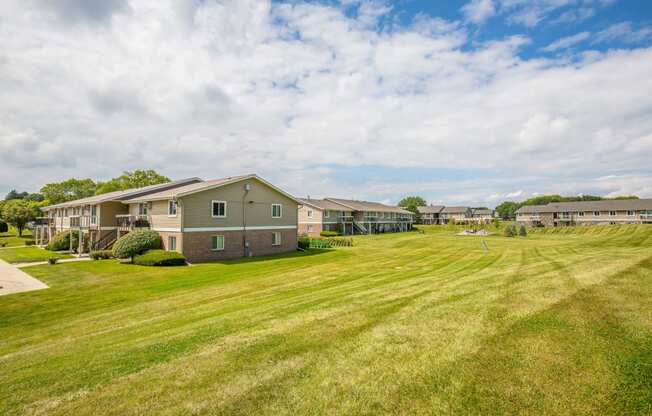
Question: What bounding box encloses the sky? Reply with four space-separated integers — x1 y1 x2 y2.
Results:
1 0 651 207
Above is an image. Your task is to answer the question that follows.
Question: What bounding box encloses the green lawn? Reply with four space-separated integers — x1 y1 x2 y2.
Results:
0 226 34 247
1 225 651 415
0 247 72 264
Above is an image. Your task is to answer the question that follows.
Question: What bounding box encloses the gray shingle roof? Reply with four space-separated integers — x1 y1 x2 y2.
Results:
516 199 652 213
417 205 444 214
298 198 354 211
472 209 494 216
325 198 413 214
42 177 202 210
440 206 470 214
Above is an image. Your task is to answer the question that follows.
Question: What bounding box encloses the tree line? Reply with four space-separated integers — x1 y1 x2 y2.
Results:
0 170 169 236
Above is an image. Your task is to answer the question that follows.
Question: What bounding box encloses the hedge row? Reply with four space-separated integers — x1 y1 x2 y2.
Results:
133 250 186 266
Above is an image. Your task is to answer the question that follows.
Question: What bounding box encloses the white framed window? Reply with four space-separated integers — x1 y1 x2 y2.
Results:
609 211 616 216
212 201 226 218
307 225 313 233
138 203 148 216
211 235 225 251
272 231 281 246
578 212 584 217
168 200 177 216
627 210 635 216
307 209 313 218
324 210 330 218
594 211 600 217
272 204 282 218
168 236 177 251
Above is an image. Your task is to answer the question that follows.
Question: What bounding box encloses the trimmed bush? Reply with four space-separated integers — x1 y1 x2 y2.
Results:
25 240 36 246
46 230 79 251
112 230 162 259
0 221 8 233
298 237 310 250
90 250 113 260
519 225 528 237
504 225 516 237
320 231 339 237
48 257 58 265
133 250 186 266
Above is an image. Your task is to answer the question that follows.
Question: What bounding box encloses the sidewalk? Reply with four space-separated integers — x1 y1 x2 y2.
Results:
0 259 48 297
15 257 91 269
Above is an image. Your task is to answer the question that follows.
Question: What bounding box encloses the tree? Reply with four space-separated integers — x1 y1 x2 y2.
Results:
518 225 527 237
40 179 97 205
96 170 170 195
5 189 29 200
398 196 427 223
1 199 39 236
504 225 516 237
495 201 519 220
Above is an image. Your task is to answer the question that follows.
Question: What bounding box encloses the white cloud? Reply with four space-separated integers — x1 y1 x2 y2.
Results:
593 22 652 44
461 0 496 24
0 0 651 205
541 31 590 52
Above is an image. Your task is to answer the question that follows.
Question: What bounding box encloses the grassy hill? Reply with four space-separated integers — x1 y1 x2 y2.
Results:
1 225 651 415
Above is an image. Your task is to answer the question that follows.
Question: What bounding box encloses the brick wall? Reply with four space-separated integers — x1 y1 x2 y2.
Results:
298 223 322 236
182 229 297 263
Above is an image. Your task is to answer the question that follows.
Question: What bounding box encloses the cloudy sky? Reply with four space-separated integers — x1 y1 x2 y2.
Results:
1 0 651 207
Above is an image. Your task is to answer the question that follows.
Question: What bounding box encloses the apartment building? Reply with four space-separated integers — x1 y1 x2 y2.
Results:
439 206 472 224
471 208 494 224
417 205 444 225
298 198 414 236
516 199 652 227
36 175 300 263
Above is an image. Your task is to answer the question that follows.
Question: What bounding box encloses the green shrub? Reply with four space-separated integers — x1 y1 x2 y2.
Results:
133 250 186 266
320 231 339 237
0 221 8 233
25 240 36 246
112 230 162 259
90 250 113 260
504 225 516 237
46 230 79 251
519 225 528 237
48 257 58 265
298 237 310 250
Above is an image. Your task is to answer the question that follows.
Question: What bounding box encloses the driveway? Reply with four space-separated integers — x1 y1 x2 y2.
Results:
0 259 48 297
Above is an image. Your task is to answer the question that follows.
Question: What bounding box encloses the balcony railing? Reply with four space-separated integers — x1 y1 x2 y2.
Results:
69 215 98 229
116 215 150 230
34 217 53 226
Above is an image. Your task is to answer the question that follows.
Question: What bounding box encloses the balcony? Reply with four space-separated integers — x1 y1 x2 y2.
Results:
338 215 354 222
34 217 53 227
69 215 98 229
116 215 150 230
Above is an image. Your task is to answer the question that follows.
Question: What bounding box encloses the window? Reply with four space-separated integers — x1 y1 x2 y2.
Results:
307 225 313 233
212 201 226 218
609 211 616 216
307 209 313 218
594 211 600 216
211 235 225 251
578 212 585 217
272 231 281 246
139 203 148 216
168 200 177 216
168 236 177 251
91 205 97 224
272 204 282 218
627 210 635 216
324 210 330 218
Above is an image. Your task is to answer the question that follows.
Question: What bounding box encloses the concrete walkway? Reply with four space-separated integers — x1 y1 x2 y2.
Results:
0 259 48 297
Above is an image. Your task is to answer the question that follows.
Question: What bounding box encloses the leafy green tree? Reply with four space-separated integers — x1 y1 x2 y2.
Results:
504 225 516 237
1 199 39 236
519 225 527 237
96 170 170 195
40 178 97 205
495 201 519 220
398 196 427 223
5 190 29 200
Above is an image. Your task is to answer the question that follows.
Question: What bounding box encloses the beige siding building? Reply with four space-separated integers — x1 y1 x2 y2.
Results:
298 198 414 236
37 175 300 263
416 205 444 225
516 199 652 227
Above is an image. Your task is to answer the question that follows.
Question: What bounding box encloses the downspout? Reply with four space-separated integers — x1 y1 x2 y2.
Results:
242 183 251 257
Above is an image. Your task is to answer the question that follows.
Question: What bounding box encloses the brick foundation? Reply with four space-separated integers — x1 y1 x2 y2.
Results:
181 229 297 263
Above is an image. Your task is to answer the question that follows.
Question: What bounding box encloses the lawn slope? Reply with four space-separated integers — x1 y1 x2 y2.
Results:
0 225 651 415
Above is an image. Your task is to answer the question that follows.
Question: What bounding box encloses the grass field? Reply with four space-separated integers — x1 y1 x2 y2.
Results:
0 226 34 248
0 247 72 264
1 225 651 415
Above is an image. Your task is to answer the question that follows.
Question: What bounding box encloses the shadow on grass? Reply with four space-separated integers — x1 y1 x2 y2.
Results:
201 248 336 267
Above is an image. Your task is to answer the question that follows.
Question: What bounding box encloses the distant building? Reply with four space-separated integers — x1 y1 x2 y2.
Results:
416 205 444 225
516 199 652 227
